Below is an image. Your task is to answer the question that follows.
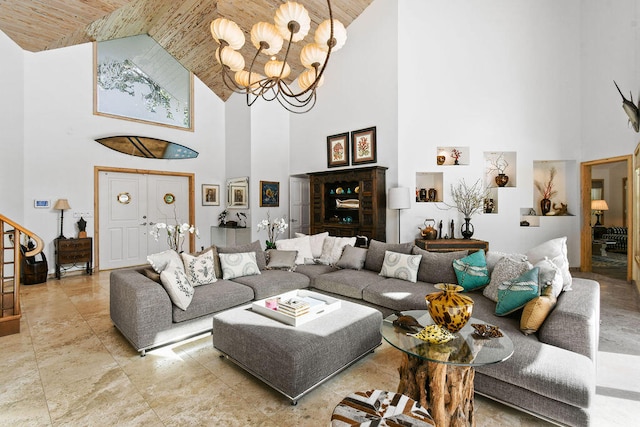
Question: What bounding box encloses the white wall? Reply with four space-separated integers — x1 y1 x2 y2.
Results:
0 31 25 222
18 41 226 268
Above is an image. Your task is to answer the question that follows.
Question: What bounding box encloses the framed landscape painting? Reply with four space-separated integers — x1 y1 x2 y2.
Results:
327 132 350 168
260 181 280 207
351 126 377 164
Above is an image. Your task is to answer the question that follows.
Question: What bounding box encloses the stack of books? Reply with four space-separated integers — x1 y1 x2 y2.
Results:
277 298 310 317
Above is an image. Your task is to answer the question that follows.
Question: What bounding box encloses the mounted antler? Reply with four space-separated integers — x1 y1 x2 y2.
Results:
614 80 639 132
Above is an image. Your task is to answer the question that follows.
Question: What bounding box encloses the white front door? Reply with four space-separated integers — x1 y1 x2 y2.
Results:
289 176 310 236
99 171 189 270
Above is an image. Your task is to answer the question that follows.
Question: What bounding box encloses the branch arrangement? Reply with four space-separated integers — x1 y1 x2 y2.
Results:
442 179 491 218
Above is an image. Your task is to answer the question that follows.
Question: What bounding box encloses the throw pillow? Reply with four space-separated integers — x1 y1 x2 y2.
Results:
335 245 368 270
275 235 314 264
180 249 217 286
533 257 563 298
159 261 194 310
525 237 572 291
379 251 422 283
412 247 468 284
265 249 297 271
147 249 182 273
485 251 528 274
495 267 540 316
140 266 161 284
520 286 557 335
483 256 533 302
196 245 222 280
318 236 357 265
217 241 267 271
364 240 414 272
295 231 329 258
218 252 261 280
453 250 490 291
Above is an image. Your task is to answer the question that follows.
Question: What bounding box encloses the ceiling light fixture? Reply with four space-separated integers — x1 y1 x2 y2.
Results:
210 0 346 113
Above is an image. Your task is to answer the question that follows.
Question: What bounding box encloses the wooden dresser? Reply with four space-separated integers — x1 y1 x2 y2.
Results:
414 238 489 253
54 237 93 279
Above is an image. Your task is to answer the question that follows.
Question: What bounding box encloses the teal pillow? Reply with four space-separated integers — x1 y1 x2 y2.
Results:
453 250 490 291
495 267 540 316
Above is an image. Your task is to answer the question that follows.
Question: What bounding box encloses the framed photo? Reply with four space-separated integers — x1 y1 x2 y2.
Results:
351 126 377 164
227 177 249 209
202 184 220 206
327 132 350 168
260 181 280 207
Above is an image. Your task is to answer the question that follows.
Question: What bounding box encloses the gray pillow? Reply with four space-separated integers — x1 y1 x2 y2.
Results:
364 239 414 272
266 250 297 271
217 240 267 271
336 245 368 270
483 256 533 302
412 247 468 284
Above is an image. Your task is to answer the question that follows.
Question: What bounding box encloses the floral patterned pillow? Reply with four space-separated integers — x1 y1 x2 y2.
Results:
181 249 217 286
159 261 194 310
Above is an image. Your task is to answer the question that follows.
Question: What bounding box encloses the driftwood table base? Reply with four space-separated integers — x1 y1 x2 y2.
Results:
397 353 475 427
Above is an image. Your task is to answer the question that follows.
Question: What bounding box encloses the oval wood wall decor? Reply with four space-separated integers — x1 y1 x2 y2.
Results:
95 135 198 159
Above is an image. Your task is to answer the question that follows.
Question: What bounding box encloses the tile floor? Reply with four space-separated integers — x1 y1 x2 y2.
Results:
1 270 638 426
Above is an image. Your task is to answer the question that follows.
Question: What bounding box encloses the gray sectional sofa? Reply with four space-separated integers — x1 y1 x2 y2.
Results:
109 239 599 427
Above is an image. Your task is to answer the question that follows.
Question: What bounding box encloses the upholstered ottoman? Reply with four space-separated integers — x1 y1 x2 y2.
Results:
212 300 382 404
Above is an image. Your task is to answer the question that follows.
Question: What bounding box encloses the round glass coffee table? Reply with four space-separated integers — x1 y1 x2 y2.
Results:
381 310 514 427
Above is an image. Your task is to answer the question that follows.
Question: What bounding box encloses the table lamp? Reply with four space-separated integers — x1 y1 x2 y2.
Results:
591 199 608 226
388 187 411 243
54 199 71 239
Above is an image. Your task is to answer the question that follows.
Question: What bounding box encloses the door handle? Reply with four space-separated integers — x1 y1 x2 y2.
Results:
291 219 298 223
140 222 147 226
148 221 155 226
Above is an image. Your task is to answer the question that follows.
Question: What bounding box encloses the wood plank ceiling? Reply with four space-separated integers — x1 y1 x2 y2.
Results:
0 0 372 101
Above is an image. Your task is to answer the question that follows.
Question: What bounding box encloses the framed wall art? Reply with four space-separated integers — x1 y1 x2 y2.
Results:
227 177 249 209
327 132 350 168
260 181 280 207
202 184 220 206
351 126 377 165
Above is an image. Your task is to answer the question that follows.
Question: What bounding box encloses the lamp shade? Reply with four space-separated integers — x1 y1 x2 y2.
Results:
591 199 609 211
388 187 411 210
54 199 71 210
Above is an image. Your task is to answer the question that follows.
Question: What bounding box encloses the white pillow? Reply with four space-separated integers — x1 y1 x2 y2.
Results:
218 252 261 280
276 235 314 264
159 261 194 310
378 251 422 283
295 232 329 258
534 257 563 298
181 249 217 286
147 249 182 273
318 236 357 265
526 237 572 291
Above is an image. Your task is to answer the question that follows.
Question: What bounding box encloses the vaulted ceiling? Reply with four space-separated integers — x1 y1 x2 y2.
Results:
0 0 372 101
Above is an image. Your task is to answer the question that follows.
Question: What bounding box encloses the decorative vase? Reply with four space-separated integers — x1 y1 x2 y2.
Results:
454 159 460 165
428 188 437 202
495 174 509 187
540 198 551 216
460 217 474 239
425 283 474 333
437 155 446 165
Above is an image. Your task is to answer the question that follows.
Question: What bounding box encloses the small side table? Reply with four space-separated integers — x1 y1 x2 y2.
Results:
414 238 489 253
54 237 93 279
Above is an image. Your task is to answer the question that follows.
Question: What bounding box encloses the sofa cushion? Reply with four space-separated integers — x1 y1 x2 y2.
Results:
484 256 533 302
147 249 182 273
520 290 557 335
318 236 357 265
336 245 368 270
197 245 223 280
231 270 310 300
265 249 297 271
159 261 194 310
294 264 338 286
217 240 267 271
412 247 467 284
495 267 540 316
219 252 261 280
379 251 422 283
172 279 254 323
275 235 314 264
485 251 527 274
314 269 385 299
181 249 217 286
295 231 329 258
533 257 563 298
453 250 490 291
525 237 571 291
364 240 414 272
140 266 161 284
363 279 438 311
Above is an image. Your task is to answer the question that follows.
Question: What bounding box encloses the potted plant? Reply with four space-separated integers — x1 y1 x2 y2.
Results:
442 179 490 239
535 167 557 215
487 153 509 187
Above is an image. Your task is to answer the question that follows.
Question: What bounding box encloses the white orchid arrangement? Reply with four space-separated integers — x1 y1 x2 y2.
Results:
257 213 288 249
150 218 199 252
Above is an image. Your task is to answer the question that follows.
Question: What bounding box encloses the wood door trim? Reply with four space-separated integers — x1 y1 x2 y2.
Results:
93 166 196 272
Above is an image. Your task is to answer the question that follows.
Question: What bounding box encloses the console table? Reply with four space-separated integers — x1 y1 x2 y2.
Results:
54 237 92 279
415 238 489 253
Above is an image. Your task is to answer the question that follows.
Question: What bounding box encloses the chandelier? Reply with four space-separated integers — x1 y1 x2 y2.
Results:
210 0 347 113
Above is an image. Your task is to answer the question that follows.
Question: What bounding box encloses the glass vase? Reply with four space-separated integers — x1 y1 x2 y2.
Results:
425 283 474 333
